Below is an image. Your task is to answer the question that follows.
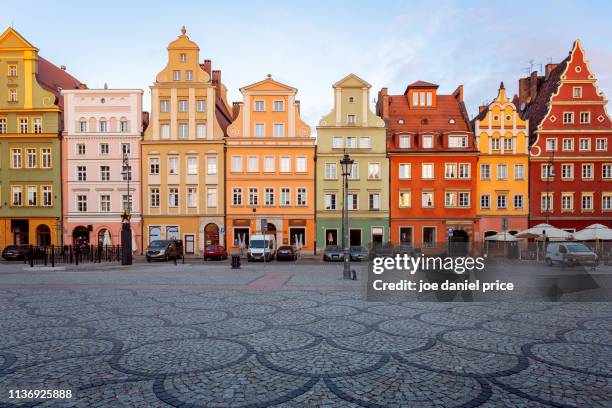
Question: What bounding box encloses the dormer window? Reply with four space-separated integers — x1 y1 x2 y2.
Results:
573 87 582 98
348 96 355 103
179 53 187 62
422 135 433 149
347 115 356 124
421 118 429 125
412 91 433 107
448 135 467 148
399 135 410 148
449 119 455 124
398 119 405 124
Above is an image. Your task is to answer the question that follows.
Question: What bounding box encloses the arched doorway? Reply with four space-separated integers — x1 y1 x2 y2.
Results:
450 229 469 256
98 229 111 246
72 226 90 247
204 223 220 245
36 225 51 247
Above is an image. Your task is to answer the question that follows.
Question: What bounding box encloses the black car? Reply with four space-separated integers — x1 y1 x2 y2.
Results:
350 246 368 261
146 240 184 262
276 245 298 261
369 243 394 260
2 245 28 261
323 245 344 262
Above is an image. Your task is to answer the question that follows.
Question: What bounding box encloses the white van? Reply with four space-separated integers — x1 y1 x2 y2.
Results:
545 242 598 268
247 234 276 262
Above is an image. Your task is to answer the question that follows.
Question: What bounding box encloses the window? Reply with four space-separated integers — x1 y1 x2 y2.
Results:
9 88 17 102
231 156 242 172
459 192 470 207
273 100 284 111
249 188 259 206
422 191 434 208
491 138 500 150
348 163 359 179
207 157 217 175
368 163 380 179
596 138 607 151
169 188 179 207
187 187 197 207
325 163 337 179
255 123 265 137
11 149 22 168
100 195 111 212
197 124 206 139
121 143 131 155
296 156 307 173
582 194 593 211
178 100 188 112
348 96 355 103
0 118 6 134
562 194 573 211
546 138 557 151
8 64 17 76
26 149 36 168
562 138 574 151
179 53 187 62
11 186 22 206
263 156 275 173
448 136 467 148
561 164 573 180
77 195 87 212
514 194 524 209
368 193 380 210
602 164 612 179
98 143 109 155
160 100 170 112
173 70 180 81
603 194 612 211
120 120 128 132
150 188 160 207
445 163 457 179
333 137 343 148
514 164 525 180
197 100 206 112
99 120 107 132
168 157 179 174
459 163 470 179
399 191 411 208
19 118 28 133
281 188 290 206
422 135 433 148
399 135 410 148
122 165 132 181
75 143 85 155
503 138 513 150
273 123 284 137
324 193 336 210
580 112 590 124
347 193 358 210
582 163 593 179
185 70 193 81
480 194 490 209
247 156 259 173
497 164 508 180
541 193 553 212
77 166 87 181
480 164 491 180
542 163 554 179
580 138 591 151
161 124 170 139
42 186 52 206
207 188 217 207
178 123 188 139
399 163 411 179
422 163 433 179
347 114 356 124
41 149 51 168
423 227 436 247
573 87 582 98
100 166 110 181
562 112 574 124
346 137 357 148
187 157 198 174
264 187 275 206
445 192 457 207
497 194 507 209
280 157 291 173
149 158 160 175
359 137 370 148
27 186 37 206
254 100 265 112
232 188 242 206
297 188 307 206
33 118 42 134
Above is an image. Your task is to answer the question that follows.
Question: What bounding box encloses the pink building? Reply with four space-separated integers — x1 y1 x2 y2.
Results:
61 89 144 252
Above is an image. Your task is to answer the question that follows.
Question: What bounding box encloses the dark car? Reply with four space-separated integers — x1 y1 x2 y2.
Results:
146 240 183 262
350 246 368 261
323 245 344 262
2 245 28 261
204 245 228 260
369 242 394 260
276 245 298 261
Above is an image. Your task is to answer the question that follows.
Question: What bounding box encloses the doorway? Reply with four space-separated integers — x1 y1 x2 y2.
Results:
325 229 338 246
11 220 29 245
290 227 306 247
36 224 51 246
72 226 90 246
166 226 179 240
204 223 220 245
399 227 413 245
349 229 362 247
185 234 195 254
371 227 384 244
234 228 250 248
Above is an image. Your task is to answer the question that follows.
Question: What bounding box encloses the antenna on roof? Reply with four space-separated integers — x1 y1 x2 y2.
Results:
104 83 108 90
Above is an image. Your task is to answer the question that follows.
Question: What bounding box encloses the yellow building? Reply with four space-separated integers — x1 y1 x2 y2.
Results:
474 83 529 239
141 27 232 254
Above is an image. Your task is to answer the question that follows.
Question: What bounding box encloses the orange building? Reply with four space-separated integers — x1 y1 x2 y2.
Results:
225 75 315 252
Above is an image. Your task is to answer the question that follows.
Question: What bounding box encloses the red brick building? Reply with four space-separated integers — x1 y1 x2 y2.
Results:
520 40 612 232
377 81 478 247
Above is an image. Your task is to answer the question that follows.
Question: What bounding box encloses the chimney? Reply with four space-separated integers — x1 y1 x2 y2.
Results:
202 59 212 75
78 83 88 89
453 85 464 102
141 111 150 130
530 71 538 101
60 65 66 71
479 105 487 113
212 69 221 84
232 102 240 120
545 63 558 79
376 88 389 120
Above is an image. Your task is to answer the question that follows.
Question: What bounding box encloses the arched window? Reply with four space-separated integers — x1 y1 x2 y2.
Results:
36 224 51 246
79 118 87 132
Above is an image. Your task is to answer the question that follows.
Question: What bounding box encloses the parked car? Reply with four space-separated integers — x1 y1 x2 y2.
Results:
204 245 228 261
276 245 298 261
2 245 28 261
146 240 183 262
369 242 394 260
350 246 368 261
323 245 344 262
545 242 598 268
248 234 276 262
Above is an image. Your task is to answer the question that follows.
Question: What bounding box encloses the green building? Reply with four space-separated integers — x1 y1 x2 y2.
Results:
316 74 389 250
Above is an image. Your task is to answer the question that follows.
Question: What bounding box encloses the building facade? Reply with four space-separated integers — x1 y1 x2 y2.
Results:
0 28 81 248
225 75 315 252
377 81 478 247
316 74 388 250
521 40 612 231
61 88 143 251
473 83 529 238
141 28 232 253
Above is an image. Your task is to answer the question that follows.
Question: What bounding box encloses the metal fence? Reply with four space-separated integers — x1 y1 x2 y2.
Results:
25 245 123 267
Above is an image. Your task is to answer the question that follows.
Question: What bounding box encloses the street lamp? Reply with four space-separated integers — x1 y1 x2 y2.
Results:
120 150 132 265
340 153 354 279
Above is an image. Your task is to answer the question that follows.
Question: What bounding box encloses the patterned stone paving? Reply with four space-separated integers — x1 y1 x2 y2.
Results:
0 288 610 407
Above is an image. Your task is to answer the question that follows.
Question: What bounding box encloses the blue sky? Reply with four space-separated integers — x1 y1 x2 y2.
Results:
3 0 612 129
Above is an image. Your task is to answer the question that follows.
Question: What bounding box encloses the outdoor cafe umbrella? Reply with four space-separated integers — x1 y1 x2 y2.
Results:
573 224 612 241
485 232 519 257
515 223 573 240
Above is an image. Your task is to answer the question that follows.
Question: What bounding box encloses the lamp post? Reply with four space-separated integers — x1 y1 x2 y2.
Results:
340 153 354 279
120 150 132 265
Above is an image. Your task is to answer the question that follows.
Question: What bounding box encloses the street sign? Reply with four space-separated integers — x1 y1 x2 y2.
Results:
501 218 509 230
261 219 267 231
447 228 454 237
220 227 225 234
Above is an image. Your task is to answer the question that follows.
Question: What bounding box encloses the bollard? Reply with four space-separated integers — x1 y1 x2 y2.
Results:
44 246 48 266
69 245 73 264
351 269 357 280
29 245 34 267
51 245 55 267
231 254 241 269
173 255 177 265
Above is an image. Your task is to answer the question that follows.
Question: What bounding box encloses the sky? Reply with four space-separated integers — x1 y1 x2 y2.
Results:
3 0 612 132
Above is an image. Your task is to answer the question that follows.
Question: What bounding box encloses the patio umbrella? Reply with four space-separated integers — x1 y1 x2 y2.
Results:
573 224 612 241
515 223 573 240
102 230 112 247
485 232 518 241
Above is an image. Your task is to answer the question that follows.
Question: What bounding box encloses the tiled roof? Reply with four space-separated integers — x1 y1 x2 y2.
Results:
37 56 82 108
388 94 471 132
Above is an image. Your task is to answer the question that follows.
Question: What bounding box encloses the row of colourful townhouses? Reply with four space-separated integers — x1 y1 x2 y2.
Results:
1 27 610 253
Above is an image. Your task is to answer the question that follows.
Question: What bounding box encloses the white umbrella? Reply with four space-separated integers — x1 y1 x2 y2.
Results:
485 232 518 241
515 223 573 240
573 224 612 241
102 230 112 247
